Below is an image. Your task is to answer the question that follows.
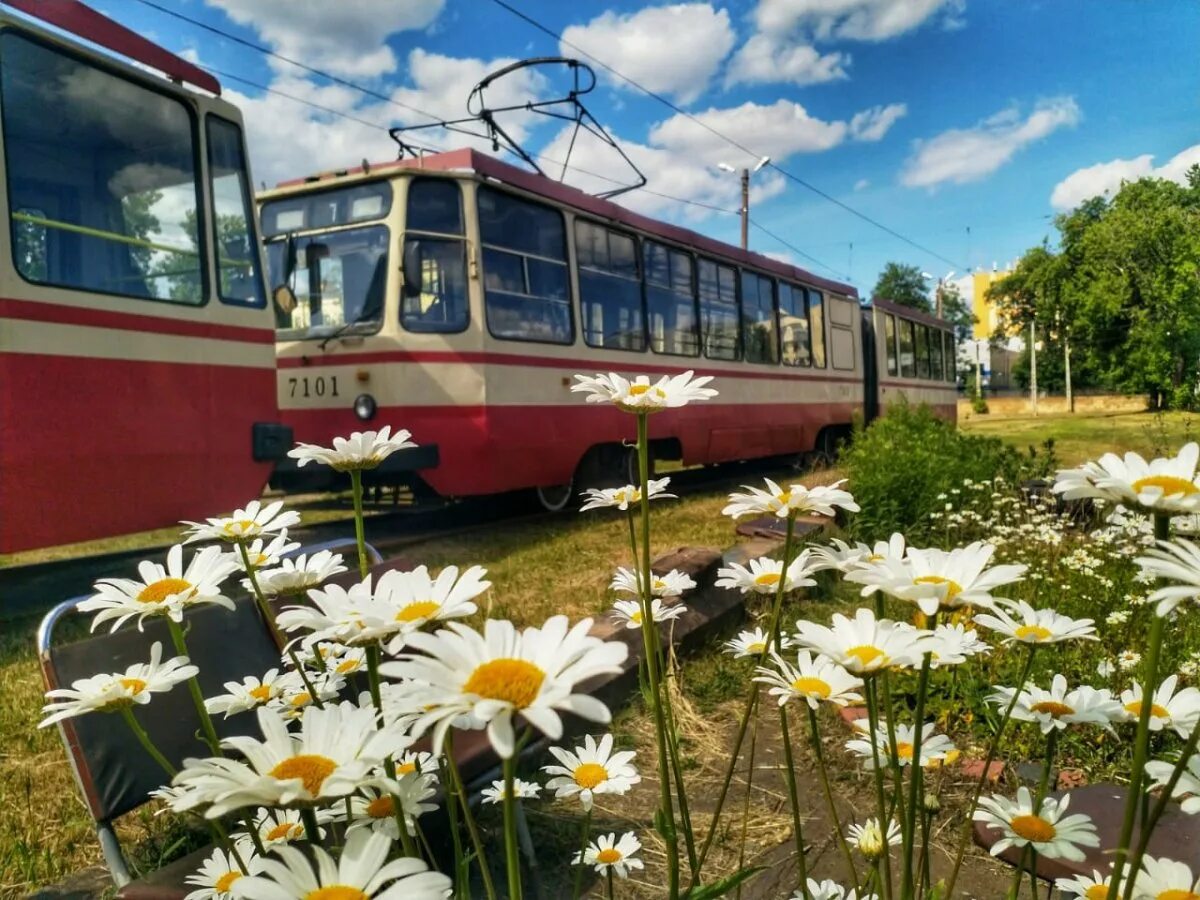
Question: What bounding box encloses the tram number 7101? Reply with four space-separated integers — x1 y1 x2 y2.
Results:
287 375 341 399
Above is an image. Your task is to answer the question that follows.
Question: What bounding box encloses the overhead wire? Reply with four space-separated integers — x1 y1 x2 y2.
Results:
488 0 968 272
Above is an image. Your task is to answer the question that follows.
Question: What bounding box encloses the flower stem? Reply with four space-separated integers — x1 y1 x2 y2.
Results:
301 807 322 847
606 868 615 900
442 756 469 899
502 755 523 900
945 644 1037 898
286 646 325 710
349 469 370 578
779 705 809 888
119 706 176 777
807 704 861 893
164 617 222 756
734 701 760 900
238 542 285 650
571 810 593 900
445 733 497 900
900 614 936 900
865 676 894 900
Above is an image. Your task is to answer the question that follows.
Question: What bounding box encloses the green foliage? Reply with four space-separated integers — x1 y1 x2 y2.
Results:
841 402 1024 542
873 262 932 311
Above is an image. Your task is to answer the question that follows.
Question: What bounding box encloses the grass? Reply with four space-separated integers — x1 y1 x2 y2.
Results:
960 408 1197 466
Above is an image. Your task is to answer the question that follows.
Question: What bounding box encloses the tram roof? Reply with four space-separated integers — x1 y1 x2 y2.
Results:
274 148 859 299
871 297 952 329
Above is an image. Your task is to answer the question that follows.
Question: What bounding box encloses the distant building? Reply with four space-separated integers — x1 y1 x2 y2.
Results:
971 269 1012 340
954 267 1024 392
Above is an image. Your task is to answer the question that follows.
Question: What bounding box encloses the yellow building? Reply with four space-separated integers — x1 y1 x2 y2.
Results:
972 270 1012 339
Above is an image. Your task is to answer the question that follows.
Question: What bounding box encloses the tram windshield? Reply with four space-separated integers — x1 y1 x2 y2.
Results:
0 30 261 305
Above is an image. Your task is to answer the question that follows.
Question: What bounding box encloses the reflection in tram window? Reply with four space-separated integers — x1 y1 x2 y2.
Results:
402 179 468 333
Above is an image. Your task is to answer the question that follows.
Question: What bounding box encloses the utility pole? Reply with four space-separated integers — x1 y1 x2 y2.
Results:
1030 320 1038 417
1064 333 1073 412
740 167 749 251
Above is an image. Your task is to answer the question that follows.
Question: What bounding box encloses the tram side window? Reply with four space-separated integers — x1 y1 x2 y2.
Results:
402 179 468 333
0 32 205 303
898 318 916 378
779 283 812 367
698 258 740 360
478 187 571 344
929 326 945 380
207 116 265 307
577 220 644 351
945 331 957 382
915 325 931 378
809 290 827 368
644 241 699 356
740 271 779 364
883 314 898 376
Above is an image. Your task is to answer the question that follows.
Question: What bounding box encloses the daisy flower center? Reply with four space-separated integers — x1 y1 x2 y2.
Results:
596 848 624 864
463 658 546 708
1008 814 1056 843
366 795 395 818
573 762 609 789
290 692 313 707
628 610 644 625
1014 624 1053 642
652 579 666 591
120 677 147 695
896 742 914 760
335 659 361 674
249 684 273 702
754 573 782 587
1124 701 1172 719
1030 701 1075 717
396 761 418 775
746 641 766 654
264 822 295 842
1132 475 1199 497
305 887 368 900
1084 889 1109 900
845 645 888 668
1155 891 1200 900
136 577 193 604
222 519 259 536
913 575 963 601
775 491 793 505
628 384 652 396
791 676 832 698
396 600 441 623
214 870 242 893
867 554 885 562
269 754 337 795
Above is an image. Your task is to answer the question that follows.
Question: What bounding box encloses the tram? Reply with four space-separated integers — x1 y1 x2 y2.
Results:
0 1 286 553
262 149 957 510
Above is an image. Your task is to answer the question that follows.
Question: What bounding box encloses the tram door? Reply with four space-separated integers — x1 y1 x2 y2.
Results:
861 307 880 425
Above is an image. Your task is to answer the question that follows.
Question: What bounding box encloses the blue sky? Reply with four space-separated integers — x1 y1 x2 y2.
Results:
107 0 1200 298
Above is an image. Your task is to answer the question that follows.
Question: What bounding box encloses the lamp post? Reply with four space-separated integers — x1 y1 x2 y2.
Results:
717 156 770 250
922 270 956 319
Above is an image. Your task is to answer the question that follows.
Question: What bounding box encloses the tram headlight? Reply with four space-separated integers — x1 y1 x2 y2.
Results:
353 393 377 421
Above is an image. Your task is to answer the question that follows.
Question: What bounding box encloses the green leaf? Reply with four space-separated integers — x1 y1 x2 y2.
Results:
681 866 764 900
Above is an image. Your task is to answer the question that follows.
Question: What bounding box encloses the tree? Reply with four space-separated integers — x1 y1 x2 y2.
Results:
873 262 932 312
937 280 976 340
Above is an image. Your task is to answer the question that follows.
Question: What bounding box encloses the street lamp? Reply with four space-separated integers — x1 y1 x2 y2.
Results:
717 156 770 250
922 270 956 318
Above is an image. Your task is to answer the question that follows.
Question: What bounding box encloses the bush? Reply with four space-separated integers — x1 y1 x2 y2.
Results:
839 401 1024 541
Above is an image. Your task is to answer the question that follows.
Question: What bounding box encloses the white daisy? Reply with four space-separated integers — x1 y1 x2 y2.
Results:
276 578 396 647
846 721 956 769
267 669 346 719
723 627 791 658
928 623 991 667
846 818 901 860
171 703 409 817
1120 674 1200 736
715 552 819 595
251 807 331 848
252 551 348 598
807 538 873 574
611 598 687 629
183 500 301 544
793 608 934 675
40 642 197 727
1132 856 1200 899
204 669 286 718
797 880 879 900
973 601 1097 645
1145 755 1200 814
347 776 439 838
287 426 417 472
325 647 368 678
847 541 1026 616
79 545 239 631
1137 538 1200 616
236 533 301 571
481 778 541 805
974 786 1100 861
543 734 640 811
182 842 263 900
573 832 644 879
610 567 697 598
1054 869 1113 899
380 616 628 758
231 829 451 899
571 370 717 413
378 564 492 652
1053 443 1200 513
580 477 675 512
989 674 1123 734
1118 650 1143 671
754 650 864 709
722 478 860 520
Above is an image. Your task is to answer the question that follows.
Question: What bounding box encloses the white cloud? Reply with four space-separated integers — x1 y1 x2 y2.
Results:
724 34 849 88
1049 143 1200 210
649 99 848 165
900 96 1081 189
203 0 443 78
853 177 870 191
754 0 965 42
764 250 798 265
561 4 735 104
849 102 907 141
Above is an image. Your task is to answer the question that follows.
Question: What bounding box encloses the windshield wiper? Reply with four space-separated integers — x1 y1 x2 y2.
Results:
318 313 375 350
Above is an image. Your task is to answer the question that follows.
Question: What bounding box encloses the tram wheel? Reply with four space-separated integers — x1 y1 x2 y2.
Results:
535 480 575 512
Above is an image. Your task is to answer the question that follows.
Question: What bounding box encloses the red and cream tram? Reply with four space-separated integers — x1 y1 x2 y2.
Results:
0 1 285 553
262 149 956 509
